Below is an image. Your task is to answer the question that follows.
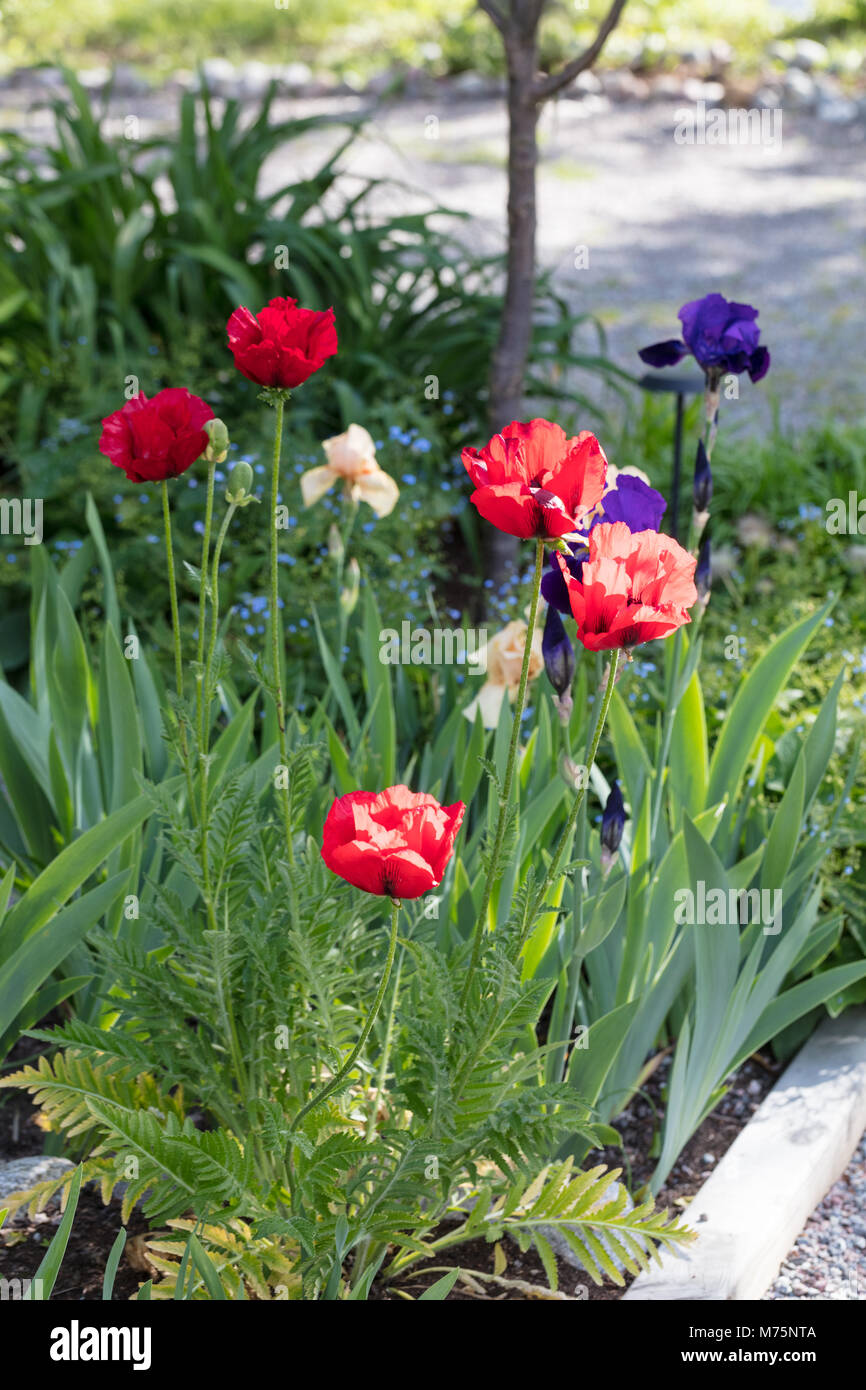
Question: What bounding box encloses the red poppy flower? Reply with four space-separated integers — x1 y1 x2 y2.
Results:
321 785 465 898
556 521 697 651
461 418 607 539
227 296 337 389
99 388 214 484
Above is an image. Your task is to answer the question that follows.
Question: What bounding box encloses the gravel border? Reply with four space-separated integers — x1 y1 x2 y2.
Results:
765 1128 866 1301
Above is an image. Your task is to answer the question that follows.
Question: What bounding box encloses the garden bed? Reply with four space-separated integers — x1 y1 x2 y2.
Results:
0 1051 781 1300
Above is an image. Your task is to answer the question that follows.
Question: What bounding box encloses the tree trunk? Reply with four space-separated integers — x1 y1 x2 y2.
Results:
486 35 539 586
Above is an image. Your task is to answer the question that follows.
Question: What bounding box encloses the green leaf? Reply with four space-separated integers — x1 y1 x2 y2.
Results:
607 690 653 820
418 1268 461 1300
102 1227 127 1301
0 873 128 1041
668 669 708 820
801 668 844 814
186 1233 228 1300
761 750 806 893
24 1165 83 1299
707 600 833 806
361 588 396 788
1 786 173 961
312 607 360 744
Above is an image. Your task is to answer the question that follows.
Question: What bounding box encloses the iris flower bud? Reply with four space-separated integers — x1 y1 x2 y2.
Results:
340 557 360 616
542 604 575 699
328 523 345 562
601 779 626 873
204 418 230 463
693 438 712 535
696 532 711 607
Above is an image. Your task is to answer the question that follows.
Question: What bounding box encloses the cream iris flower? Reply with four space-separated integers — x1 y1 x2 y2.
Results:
463 619 545 729
300 424 399 518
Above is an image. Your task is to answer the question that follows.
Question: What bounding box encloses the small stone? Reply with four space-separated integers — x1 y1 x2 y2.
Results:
0 1156 74 1207
817 97 858 124
110 64 151 97
791 39 830 72
783 69 817 109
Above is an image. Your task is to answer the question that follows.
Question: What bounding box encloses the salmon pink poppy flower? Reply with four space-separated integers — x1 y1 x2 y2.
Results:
461 419 607 539
321 786 465 898
556 521 697 651
227 296 337 389
99 388 214 484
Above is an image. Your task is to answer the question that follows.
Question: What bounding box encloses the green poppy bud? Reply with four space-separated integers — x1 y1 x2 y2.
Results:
204 418 230 463
225 460 257 507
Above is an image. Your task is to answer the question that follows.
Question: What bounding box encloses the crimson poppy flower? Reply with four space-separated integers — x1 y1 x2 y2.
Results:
99 388 214 484
227 296 337 389
555 521 697 651
321 785 465 898
461 418 607 539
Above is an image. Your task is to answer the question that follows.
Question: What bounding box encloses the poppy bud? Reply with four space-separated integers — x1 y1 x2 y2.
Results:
204 418 230 463
601 779 626 873
542 604 575 699
225 460 257 507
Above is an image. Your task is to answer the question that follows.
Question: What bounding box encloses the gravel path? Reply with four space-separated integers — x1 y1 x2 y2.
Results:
765 1128 866 1300
254 93 866 435
4 83 864 433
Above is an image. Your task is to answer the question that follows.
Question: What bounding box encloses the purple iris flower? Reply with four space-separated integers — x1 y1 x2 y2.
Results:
592 474 666 533
541 546 586 614
541 474 667 614
638 293 770 383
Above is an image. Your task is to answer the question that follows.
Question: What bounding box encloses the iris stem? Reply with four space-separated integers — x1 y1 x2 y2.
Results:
652 390 719 845
530 648 619 927
269 395 295 867
286 899 400 1204
459 536 545 1012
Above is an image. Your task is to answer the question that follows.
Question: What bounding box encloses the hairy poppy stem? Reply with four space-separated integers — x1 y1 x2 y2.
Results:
459 537 545 1011
195 458 216 750
161 481 197 818
286 898 400 1204
269 395 295 866
162 480 184 699
199 501 238 919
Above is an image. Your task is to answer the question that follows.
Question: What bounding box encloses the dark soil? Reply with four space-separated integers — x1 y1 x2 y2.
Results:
0 1188 151 1300
587 1050 783 1212
0 1025 58 1159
